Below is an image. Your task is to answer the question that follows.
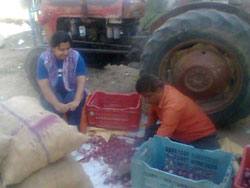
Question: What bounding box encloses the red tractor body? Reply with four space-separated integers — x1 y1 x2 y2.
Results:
38 0 145 46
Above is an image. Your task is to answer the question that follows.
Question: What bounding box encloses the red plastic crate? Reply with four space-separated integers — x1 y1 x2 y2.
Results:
234 145 250 188
86 91 142 131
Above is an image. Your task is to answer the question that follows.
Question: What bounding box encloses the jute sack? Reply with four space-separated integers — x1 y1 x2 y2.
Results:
0 96 89 186
10 156 93 188
0 96 44 135
0 135 11 165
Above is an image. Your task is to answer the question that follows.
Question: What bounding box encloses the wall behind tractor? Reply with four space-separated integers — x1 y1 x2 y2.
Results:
0 0 29 21
139 0 177 32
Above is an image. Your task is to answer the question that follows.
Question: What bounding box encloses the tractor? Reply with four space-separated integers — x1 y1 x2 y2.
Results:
25 0 250 126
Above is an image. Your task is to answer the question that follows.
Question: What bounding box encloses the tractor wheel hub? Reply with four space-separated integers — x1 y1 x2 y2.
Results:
172 45 232 99
184 66 213 92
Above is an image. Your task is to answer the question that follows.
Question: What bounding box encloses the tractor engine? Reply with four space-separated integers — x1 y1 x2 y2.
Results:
56 17 139 44
38 0 145 44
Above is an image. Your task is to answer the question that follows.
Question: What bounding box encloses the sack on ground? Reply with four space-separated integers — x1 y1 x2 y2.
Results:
10 155 93 188
0 135 11 165
0 96 43 135
0 96 89 186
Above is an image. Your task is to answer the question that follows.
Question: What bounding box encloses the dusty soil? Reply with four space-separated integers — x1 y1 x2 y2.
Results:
0 29 249 148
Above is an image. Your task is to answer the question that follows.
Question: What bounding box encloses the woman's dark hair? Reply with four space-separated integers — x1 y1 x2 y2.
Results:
136 74 164 94
50 31 72 47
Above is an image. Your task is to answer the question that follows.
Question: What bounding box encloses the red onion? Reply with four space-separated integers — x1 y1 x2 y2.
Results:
79 135 137 186
162 157 216 182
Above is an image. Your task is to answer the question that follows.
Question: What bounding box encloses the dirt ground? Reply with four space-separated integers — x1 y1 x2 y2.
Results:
0 27 249 148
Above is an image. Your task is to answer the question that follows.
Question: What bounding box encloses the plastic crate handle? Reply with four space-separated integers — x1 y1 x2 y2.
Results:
80 92 92 134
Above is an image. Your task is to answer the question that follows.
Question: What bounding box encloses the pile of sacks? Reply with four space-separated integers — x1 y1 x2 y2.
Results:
0 96 93 188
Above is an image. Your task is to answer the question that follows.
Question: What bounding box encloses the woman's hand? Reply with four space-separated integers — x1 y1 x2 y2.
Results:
66 100 80 111
54 102 69 113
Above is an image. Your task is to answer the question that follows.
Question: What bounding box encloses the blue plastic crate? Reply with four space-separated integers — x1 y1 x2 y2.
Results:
131 136 234 188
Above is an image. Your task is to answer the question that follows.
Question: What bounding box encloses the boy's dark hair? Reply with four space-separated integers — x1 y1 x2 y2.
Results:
50 31 72 47
136 74 164 93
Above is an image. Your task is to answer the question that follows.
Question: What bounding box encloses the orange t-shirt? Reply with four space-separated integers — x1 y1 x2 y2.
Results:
147 85 216 143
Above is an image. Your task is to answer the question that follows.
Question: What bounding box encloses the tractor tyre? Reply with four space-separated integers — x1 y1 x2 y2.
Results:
25 47 46 93
141 9 250 126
